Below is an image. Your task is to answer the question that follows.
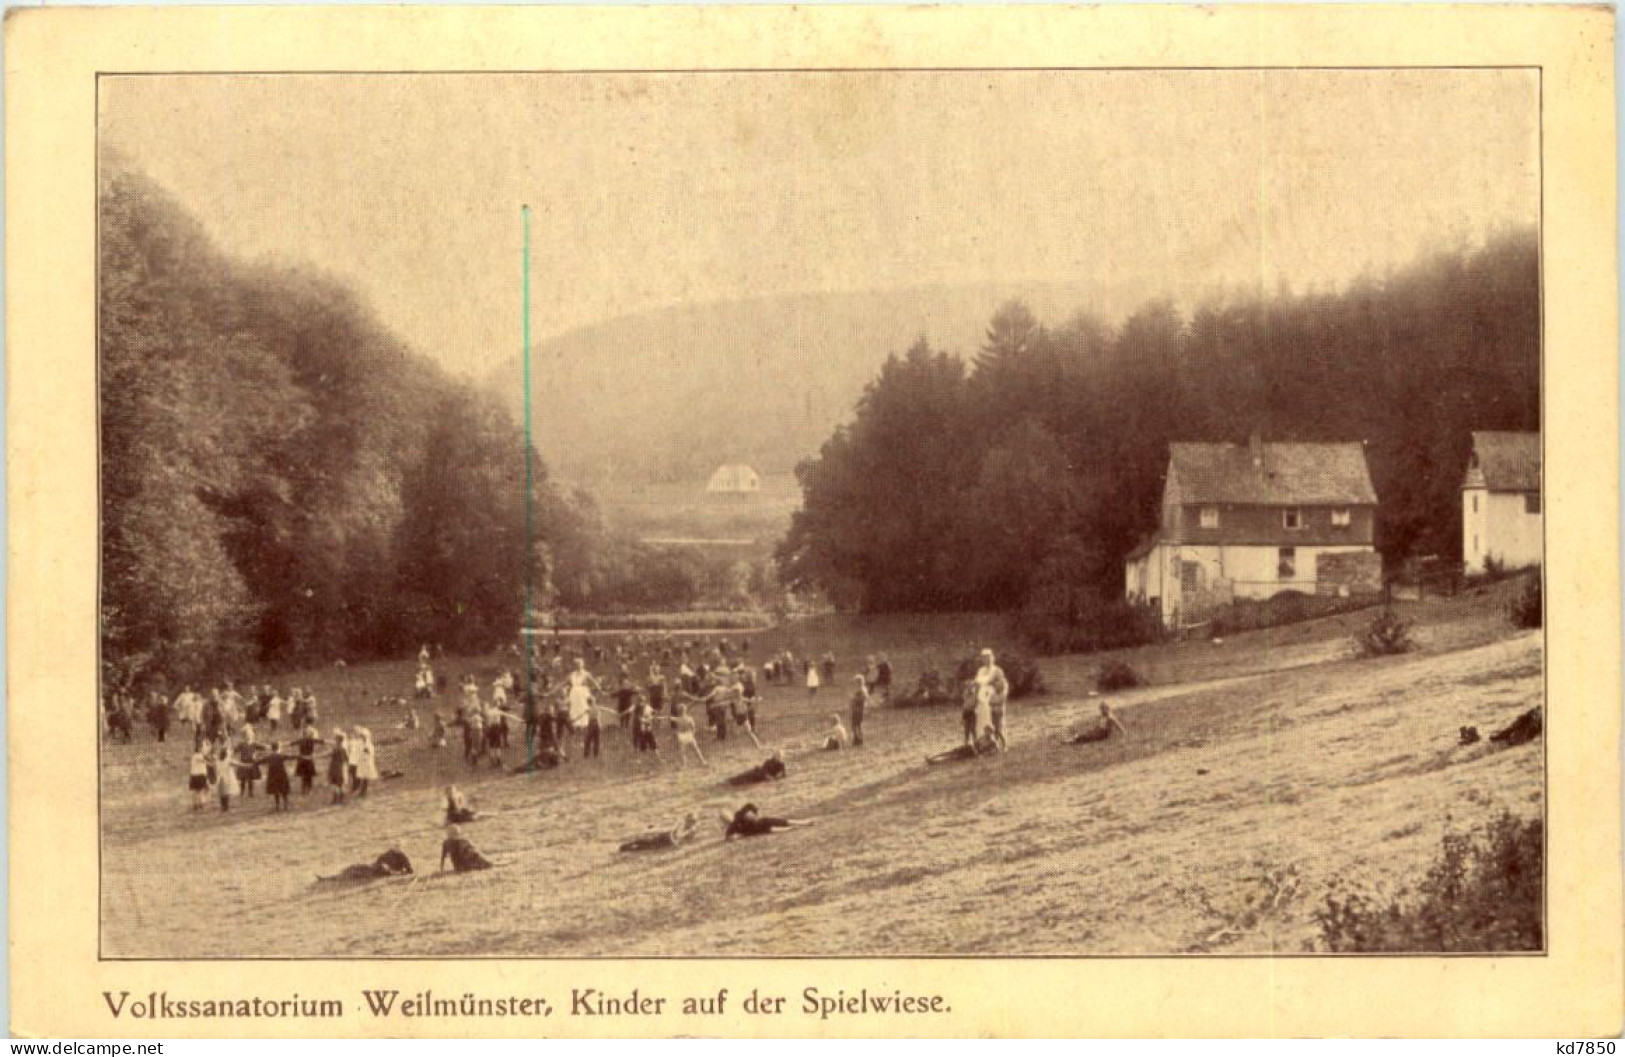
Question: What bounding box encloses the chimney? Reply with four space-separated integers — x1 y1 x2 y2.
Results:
1248 430 1264 469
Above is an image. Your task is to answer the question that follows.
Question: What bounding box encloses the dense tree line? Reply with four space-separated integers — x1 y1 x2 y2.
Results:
100 161 629 684
777 230 1541 614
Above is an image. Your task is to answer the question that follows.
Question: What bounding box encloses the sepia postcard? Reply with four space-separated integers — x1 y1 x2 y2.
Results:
6 3 1621 1039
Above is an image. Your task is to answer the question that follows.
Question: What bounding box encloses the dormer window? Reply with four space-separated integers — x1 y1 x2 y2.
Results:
1199 506 1220 529
1282 508 1303 530
1331 508 1351 527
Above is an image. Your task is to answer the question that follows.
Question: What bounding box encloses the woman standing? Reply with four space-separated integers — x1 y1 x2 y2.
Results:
565 658 602 733
213 744 241 812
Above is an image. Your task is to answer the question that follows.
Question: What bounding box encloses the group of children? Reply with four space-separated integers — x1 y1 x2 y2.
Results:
106 682 323 750
154 637 1127 853
425 646 785 774
286 638 1133 894
186 722 388 813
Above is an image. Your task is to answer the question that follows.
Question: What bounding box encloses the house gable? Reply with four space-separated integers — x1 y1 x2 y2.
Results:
1160 439 1378 547
1465 431 1540 493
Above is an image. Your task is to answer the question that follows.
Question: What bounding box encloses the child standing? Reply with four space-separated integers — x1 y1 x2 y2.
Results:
665 705 707 768
849 675 870 747
581 702 602 759
632 694 657 754
352 727 379 797
327 730 349 805
263 741 293 812
187 748 210 811
294 725 324 796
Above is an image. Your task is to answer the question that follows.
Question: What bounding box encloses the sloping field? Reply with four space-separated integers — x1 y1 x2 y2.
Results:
101 583 1541 957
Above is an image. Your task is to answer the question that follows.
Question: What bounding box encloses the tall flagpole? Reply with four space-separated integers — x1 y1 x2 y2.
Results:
522 204 535 766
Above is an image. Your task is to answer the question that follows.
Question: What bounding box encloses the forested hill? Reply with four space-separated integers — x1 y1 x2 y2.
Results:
100 162 595 680
778 230 1541 614
486 281 1150 486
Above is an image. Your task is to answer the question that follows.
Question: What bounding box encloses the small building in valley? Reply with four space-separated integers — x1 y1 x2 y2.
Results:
705 462 762 496
1125 435 1382 627
1461 430 1542 573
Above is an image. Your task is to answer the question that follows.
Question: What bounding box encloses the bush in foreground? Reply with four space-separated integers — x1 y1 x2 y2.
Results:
889 668 958 710
1357 607 1415 657
1314 811 1542 952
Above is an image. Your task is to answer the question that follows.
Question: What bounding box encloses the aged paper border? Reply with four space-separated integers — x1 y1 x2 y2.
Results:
7 4 1620 1038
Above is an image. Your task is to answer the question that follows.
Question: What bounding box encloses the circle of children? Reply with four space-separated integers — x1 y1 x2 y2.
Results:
106 637 1123 883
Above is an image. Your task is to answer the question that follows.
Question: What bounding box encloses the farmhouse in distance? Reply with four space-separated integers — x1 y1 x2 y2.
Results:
1461 430 1543 574
706 462 763 496
1125 434 1382 627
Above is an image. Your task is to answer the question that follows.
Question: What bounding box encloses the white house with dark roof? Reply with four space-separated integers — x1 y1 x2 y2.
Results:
1461 431 1542 573
1125 434 1381 627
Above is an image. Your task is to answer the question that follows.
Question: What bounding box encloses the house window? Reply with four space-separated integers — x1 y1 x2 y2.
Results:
1331 508 1351 527
1526 493 1541 515
1199 506 1220 529
1472 495 1479 513
1181 561 1202 593
1472 534 1479 554
1282 509 1303 530
1278 547 1296 579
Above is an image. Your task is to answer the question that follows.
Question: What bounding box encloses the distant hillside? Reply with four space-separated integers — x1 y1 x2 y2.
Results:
488 282 1144 486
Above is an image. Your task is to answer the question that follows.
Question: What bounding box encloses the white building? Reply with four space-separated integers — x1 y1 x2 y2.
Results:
1462 431 1542 573
705 462 762 495
1126 436 1381 627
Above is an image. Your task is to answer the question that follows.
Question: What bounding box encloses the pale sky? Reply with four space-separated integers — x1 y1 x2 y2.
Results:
101 69 1539 378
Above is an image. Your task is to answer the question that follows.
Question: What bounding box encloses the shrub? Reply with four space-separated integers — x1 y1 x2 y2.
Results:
1314 811 1542 952
890 668 958 710
1013 595 1165 656
1357 607 1414 657
893 651 1046 708
1096 659 1144 691
1507 574 1542 629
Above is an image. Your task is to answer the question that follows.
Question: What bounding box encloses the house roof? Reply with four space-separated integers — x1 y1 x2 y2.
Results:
1168 441 1378 506
1125 533 1158 561
706 462 761 491
1468 431 1541 492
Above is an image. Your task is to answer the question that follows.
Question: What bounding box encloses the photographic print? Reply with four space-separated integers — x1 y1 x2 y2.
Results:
93 66 1550 961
